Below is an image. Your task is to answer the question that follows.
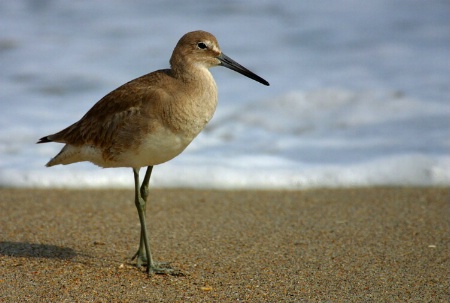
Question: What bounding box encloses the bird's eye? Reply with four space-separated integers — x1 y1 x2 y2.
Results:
197 42 207 50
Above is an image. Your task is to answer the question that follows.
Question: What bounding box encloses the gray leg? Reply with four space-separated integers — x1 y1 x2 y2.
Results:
131 167 181 276
132 166 153 267
140 165 153 201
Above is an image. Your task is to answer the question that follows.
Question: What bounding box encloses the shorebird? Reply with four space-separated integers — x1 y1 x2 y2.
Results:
37 30 269 275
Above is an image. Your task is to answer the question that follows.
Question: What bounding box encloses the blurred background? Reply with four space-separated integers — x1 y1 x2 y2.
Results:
0 0 448 189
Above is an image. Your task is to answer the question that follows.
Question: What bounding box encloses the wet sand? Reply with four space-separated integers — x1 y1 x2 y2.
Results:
0 187 448 302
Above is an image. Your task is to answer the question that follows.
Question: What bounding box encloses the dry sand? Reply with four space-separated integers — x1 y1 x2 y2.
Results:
0 187 448 302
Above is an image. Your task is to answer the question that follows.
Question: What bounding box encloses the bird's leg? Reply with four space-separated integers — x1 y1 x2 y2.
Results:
131 166 153 267
132 168 153 270
131 167 180 276
140 165 153 202
132 166 153 267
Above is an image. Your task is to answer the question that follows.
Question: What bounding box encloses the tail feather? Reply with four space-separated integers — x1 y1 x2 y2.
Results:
37 136 52 144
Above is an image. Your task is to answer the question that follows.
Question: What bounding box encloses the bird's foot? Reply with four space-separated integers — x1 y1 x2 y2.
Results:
148 262 184 276
131 252 183 276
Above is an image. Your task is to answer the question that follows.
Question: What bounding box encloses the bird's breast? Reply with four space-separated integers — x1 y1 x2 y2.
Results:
164 77 218 139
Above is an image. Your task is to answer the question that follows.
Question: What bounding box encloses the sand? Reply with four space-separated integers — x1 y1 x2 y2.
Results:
0 187 448 302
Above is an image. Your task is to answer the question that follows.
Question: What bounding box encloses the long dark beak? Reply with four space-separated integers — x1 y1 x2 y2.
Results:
218 53 270 86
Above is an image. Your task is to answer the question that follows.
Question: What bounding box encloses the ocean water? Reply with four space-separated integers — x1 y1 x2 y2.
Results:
0 0 448 189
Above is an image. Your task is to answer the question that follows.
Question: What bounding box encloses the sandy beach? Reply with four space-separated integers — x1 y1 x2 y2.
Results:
0 187 448 302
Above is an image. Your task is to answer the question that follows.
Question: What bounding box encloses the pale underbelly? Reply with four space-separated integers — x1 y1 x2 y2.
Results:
113 130 194 168
48 128 197 169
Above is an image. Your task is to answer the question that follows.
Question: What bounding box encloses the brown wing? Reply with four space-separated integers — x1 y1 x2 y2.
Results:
38 70 174 154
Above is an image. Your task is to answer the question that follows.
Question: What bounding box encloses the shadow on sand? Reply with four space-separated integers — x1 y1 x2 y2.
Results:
0 241 76 259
